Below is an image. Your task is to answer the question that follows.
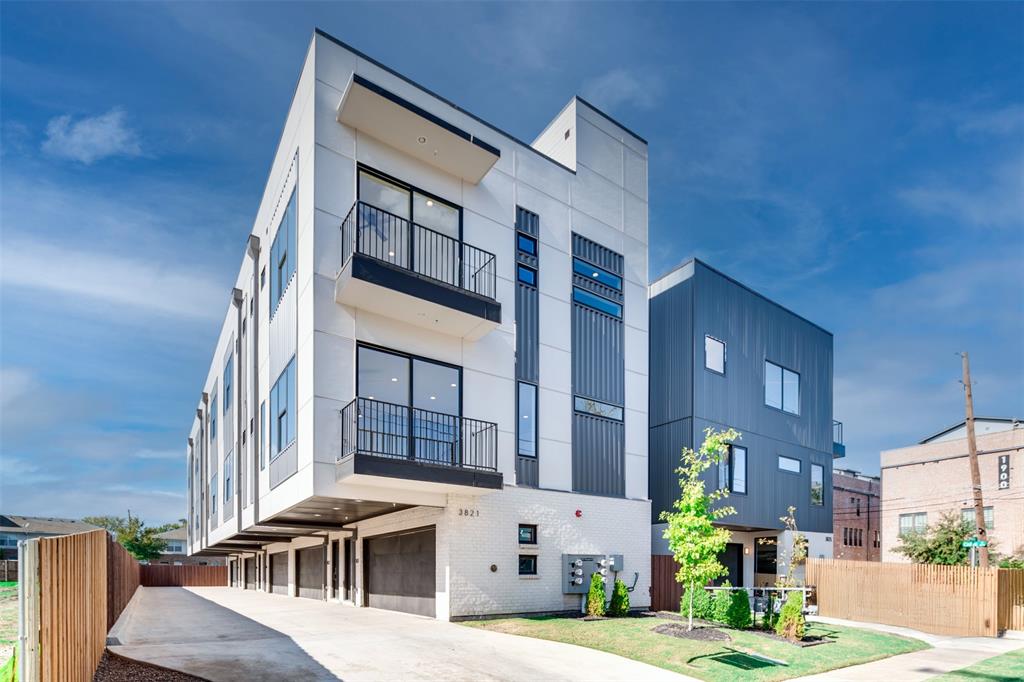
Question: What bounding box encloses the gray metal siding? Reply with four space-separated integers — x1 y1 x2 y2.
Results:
515 284 539 383
572 414 625 497
691 262 833 453
572 233 623 275
572 305 625 405
649 418 693 523
516 455 539 487
649 276 694 428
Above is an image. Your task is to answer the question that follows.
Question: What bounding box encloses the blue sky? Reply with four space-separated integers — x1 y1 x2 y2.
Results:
1 2 1021 525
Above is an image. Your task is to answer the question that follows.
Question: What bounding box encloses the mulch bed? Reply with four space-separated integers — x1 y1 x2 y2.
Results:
652 622 732 641
93 650 207 682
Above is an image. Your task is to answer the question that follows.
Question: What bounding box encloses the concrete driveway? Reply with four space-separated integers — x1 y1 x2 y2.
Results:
109 587 695 682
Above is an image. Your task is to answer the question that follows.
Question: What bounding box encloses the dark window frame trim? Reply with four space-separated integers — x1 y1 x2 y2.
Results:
516 381 538 459
572 286 623 319
269 188 298 321
516 231 538 256
517 264 538 288
355 341 464 418
357 164 464 242
572 256 623 292
810 462 825 506
777 454 802 475
518 523 538 545
720 443 747 496
518 553 539 576
573 395 624 422
763 358 801 416
269 356 297 463
704 334 727 376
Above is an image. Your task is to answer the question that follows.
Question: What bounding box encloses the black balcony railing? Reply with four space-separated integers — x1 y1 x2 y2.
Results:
833 419 844 445
340 201 497 300
340 397 498 472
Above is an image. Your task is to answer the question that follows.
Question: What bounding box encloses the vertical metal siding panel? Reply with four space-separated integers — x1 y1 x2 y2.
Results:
572 306 624 404
649 418 692 522
572 233 624 274
648 278 694 428
572 414 625 496
515 284 539 383
516 455 539 487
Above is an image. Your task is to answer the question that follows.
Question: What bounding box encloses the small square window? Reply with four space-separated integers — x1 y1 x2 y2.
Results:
518 524 537 544
518 554 538 576
517 265 537 286
705 336 725 374
778 455 801 473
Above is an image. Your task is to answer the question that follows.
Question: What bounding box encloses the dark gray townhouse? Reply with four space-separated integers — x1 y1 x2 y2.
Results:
649 259 843 588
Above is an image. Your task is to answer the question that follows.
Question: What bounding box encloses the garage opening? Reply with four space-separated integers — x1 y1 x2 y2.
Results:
270 551 288 595
244 557 256 589
296 545 325 600
364 526 435 617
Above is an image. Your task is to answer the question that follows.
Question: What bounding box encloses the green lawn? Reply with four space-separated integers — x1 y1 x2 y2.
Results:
934 648 1024 682
0 581 16 677
464 616 929 682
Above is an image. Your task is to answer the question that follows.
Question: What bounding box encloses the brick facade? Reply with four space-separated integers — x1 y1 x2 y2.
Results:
832 469 881 561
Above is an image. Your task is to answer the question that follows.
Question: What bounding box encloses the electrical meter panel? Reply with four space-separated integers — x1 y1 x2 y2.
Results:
562 553 624 594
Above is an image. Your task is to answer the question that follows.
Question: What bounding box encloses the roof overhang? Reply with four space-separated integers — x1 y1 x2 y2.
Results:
338 75 500 184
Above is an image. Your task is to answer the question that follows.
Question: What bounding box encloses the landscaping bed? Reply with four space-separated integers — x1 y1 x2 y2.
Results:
464 613 929 682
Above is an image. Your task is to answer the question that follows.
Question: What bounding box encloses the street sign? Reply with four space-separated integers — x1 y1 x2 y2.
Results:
962 539 988 548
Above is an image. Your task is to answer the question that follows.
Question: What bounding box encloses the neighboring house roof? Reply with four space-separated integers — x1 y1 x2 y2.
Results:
0 515 101 535
156 527 186 541
918 417 1021 444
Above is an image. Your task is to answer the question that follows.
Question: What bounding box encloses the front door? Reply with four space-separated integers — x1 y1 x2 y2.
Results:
714 543 743 587
343 538 353 601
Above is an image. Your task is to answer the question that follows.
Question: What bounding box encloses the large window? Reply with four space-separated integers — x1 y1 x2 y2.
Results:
899 512 927 536
765 360 800 414
718 444 747 494
810 464 824 506
269 357 296 460
259 401 266 470
778 455 801 473
517 382 537 458
705 335 726 374
270 189 297 318
223 354 233 414
961 507 994 530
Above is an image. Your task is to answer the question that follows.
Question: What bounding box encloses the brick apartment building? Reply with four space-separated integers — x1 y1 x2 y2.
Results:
832 468 881 561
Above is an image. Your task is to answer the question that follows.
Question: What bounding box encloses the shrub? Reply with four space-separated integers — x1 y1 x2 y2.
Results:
586 572 606 617
608 578 630 617
712 583 733 623
682 585 713 620
720 588 752 629
775 590 806 641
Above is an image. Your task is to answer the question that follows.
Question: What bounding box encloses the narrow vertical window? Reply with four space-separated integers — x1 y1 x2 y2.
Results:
810 464 824 506
719 444 746 494
260 401 266 470
517 383 537 458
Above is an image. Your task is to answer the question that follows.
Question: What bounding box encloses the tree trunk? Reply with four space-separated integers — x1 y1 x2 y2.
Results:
687 581 695 631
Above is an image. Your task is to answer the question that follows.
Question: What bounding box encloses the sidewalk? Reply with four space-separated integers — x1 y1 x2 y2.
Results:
795 617 1024 681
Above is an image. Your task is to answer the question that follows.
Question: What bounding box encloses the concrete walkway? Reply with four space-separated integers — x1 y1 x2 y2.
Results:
794 616 1024 681
109 587 696 682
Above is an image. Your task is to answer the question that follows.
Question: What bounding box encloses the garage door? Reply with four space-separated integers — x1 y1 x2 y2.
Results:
270 552 288 595
365 527 435 617
296 545 325 600
244 557 256 589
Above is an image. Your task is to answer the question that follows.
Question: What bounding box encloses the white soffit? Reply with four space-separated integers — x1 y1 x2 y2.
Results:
337 75 500 184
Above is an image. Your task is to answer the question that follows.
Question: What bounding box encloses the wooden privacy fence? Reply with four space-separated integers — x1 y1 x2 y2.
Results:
651 554 683 612
1 559 17 581
23 530 139 682
806 558 1024 637
141 564 226 587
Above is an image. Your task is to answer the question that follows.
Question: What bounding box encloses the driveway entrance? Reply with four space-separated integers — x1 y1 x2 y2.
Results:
109 587 693 682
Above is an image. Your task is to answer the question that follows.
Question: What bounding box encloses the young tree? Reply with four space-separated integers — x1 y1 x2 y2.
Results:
894 511 988 565
773 506 808 588
661 427 739 630
83 514 167 561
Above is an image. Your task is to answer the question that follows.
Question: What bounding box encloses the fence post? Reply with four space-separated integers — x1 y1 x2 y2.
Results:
19 538 40 682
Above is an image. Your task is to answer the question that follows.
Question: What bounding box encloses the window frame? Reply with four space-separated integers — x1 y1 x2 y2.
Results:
960 506 994 530
572 287 622 319
573 395 624 421
517 264 537 287
777 455 802 474
516 232 537 256
764 360 801 415
269 357 296 462
898 512 928 536
357 165 463 241
810 463 824 506
355 343 463 415
516 382 538 459
269 189 297 319
518 524 538 545
572 257 623 291
518 554 538 576
718 444 747 495
704 335 726 375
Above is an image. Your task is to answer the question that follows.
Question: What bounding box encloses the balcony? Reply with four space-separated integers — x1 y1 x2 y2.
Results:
833 419 846 458
335 201 501 340
336 397 503 491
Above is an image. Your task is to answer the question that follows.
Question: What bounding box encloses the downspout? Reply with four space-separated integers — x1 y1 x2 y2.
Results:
199 394 209 550
247 235 262 527
232 287 244 535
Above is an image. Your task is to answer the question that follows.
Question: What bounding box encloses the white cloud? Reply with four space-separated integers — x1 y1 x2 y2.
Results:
134 448 183 461
42 108 142 164
1 237 225 321
898 155 1024 230
957 103 1024 136
581 68 664 113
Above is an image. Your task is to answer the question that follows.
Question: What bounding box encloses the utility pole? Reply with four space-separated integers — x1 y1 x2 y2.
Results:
961 352 989 567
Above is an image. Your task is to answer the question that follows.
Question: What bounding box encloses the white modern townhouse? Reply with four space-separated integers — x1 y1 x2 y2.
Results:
186 29 651 620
